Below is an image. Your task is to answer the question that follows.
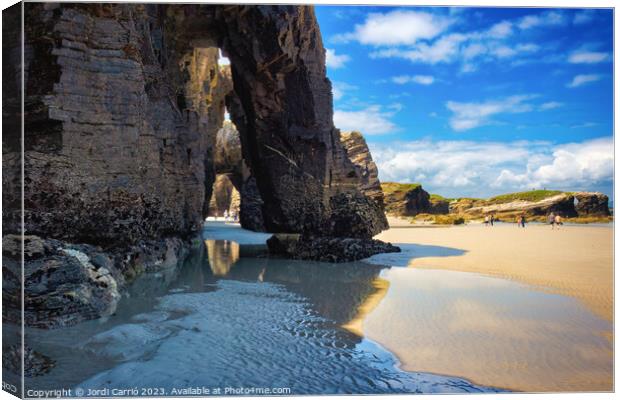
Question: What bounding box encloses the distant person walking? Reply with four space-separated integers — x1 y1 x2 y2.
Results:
554 214 562 229
520 214 526 228
223 209 229 221
490 214 495 226
548 212 556 230
484 215 489 227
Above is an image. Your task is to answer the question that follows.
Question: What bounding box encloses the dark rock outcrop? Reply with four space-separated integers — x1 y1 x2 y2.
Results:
2 233 187 328
267 234 400 263
239 177 266 231
2 345 55 378
382 182 443 216
3 235 121 328
574 192 611 216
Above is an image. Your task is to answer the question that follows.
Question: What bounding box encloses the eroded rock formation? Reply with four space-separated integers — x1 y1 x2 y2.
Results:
3 3 393 327
339 131 384 209
267 234 400 263
452 191 611 219
382 183 448 216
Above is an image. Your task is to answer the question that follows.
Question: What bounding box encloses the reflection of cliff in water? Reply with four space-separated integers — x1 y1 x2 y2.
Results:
179 240 389 337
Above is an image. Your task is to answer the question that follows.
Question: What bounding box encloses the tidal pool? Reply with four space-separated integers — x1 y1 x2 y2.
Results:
19 223 612 394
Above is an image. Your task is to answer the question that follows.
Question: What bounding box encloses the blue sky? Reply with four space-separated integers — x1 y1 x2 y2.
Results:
315 6 614 199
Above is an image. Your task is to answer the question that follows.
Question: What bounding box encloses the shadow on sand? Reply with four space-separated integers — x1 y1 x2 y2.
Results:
364 243 467 267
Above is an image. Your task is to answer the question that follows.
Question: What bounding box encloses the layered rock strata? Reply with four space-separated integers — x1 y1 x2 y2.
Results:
3 4 392 328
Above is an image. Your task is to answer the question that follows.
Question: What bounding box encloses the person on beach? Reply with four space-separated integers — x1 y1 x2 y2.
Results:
554 214 562 229
490 214 495 226
484 215 489 226
520 214 526 228
548 212 556 229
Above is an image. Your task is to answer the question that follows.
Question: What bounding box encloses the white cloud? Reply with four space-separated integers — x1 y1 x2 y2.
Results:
325 48 351 69
568 51 609 64
333 10 453 46
392 75 435 85
370 33 467 64
487 20 513 38
494 137 613 190
573 10 596 25
334 105 399 135
332 81 357 101
370 137 612 198
566 74 601 88
517 11 566 30
446 95 535 131
539 101 563 111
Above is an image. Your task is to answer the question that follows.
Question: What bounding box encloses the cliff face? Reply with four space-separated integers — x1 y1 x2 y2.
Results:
4 3 386 244
381 183 447 216
3 3 391 327
339 131 385 210
452 191 611 219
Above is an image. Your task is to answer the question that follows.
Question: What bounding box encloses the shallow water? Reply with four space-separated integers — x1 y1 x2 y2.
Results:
22 238 497 395
19 223 612 394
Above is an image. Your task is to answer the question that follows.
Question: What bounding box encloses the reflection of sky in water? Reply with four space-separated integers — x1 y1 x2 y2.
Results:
17 230 612 394
363 267 613 392
20 240 500 395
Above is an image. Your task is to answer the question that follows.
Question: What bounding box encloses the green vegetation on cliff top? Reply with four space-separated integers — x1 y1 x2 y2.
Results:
383 182 566 204
487 190 564 204
381 182 421 195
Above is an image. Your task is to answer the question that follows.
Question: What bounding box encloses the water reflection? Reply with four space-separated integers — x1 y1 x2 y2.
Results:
178 240 389 337
205 239 239 276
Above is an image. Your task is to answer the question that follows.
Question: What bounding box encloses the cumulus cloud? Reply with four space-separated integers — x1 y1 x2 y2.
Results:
334 105 399 135
370 33 467 64
370 137 612 198
494 137 613 190
566 74 601 88
486 20 513 38
335 9 573 72
446 95 536 131
539 101 563 111
392 75 435 85
517 11 566 30
333 10 453 46
568 50 609 64
325 48 351 69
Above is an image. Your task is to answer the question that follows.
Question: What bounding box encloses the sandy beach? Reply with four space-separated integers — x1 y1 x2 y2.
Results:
359 217 613 392
377 217 613 322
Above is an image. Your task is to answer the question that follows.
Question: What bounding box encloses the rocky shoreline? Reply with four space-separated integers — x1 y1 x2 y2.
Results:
381 182 611 224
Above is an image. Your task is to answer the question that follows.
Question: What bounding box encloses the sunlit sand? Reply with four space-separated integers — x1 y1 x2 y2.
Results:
359 218 613 392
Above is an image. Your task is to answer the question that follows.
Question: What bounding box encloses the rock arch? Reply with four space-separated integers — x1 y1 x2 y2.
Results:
7 3 387 247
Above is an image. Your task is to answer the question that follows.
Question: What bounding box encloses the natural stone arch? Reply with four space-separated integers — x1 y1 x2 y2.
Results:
10 3 387 246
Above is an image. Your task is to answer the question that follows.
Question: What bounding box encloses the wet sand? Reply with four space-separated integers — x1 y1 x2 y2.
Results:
376 217 613 322
361 218 613 392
